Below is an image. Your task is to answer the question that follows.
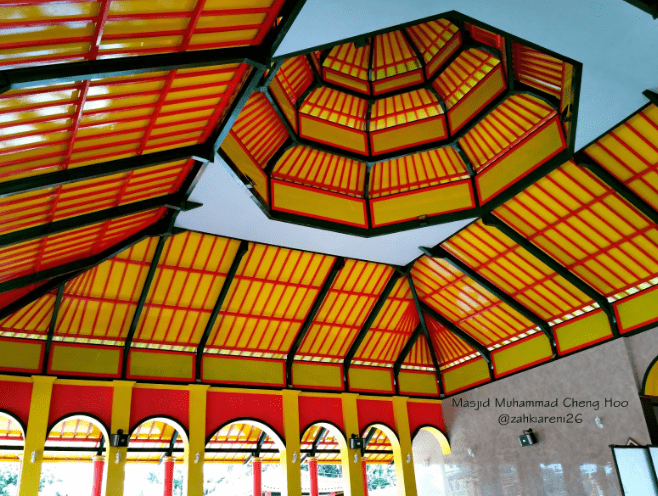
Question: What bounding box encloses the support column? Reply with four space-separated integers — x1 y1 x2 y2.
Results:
280 390 301 496
361 460 368 496
18 375 56 496
340 393 365 496
253 457 262 496
105 381 135 496
92 456 105 496
391 396 417 496
164 456 175 496
308 457 319 496
186 384 209 496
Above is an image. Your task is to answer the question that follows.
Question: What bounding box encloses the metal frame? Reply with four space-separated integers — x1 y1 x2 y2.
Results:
403 274 444 396
286 257 346 387
0 145 208 200
392 324 424 394
42 284 64 375
121 215 176 378
195 240 250 381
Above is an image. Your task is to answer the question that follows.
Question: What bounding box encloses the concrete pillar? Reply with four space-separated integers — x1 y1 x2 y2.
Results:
280 390 301 496
18 376 56 496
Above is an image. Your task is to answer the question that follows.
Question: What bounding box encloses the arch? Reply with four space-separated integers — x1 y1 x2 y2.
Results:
642 354 658 396
411 425 451 455
47 412 110 444
300 420 348 464
300 420 347 446
129 414 189 445
205 417 285 451
0 409 26 439
361 422 400 444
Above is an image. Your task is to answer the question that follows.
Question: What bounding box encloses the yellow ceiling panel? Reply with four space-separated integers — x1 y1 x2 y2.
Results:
459 93 556 171
442 220 595 323
0 0 285 69
411 255 538 348
300 87 368 130
585 104 658 211
369 88 442 131
425 314 478 369
54 237 158 345
353 277 419 366
0 159 193 237
272 146 367 197
231 92 289 167
323 42 370 82
512 42 565 99
0 208 165 286
495 160 658 299
401 333 433 369
433 48 501 108
132 232 240 350
405 19 459 65
0 292 55 339
296 261 393 361
207 244 335 358
369 146 469 198
0 65 247 183
372 31 421 81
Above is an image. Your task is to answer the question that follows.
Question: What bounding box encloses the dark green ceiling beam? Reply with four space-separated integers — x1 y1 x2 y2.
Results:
286 257 345 387
574 151 658 226
195 240 250 381
0 193 199 251
343 271 402 387
0 145 207 200
404 274 444 396
0 46 265 95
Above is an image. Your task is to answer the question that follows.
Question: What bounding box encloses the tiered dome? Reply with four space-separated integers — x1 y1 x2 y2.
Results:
221 17 577 236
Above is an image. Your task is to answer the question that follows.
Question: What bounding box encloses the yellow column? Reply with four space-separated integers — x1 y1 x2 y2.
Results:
391 396 417 496
104 380 135 496
280 389 301 496
340 393 365 496
18 375 56 496
185 384 209 496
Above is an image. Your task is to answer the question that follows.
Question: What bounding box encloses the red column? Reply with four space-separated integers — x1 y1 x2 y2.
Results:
309 457 319 496
91 455 104 496
253 456 262 496
362 459 369 496
163 456 175 496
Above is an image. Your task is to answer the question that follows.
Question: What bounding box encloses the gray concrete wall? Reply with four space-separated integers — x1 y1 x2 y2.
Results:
412 326 658 496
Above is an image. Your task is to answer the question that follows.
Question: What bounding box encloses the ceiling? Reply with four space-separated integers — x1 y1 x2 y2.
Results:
179 0 658 264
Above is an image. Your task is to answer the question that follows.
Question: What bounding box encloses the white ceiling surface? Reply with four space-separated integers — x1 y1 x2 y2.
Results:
178 0 658 265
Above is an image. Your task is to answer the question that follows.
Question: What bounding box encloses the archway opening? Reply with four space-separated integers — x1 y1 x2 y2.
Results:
361 425 398 496
411 426 451 496
41 415 109 496
0 412 24 496
300 423 346 495
203 420 284 495
124 418 188 496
